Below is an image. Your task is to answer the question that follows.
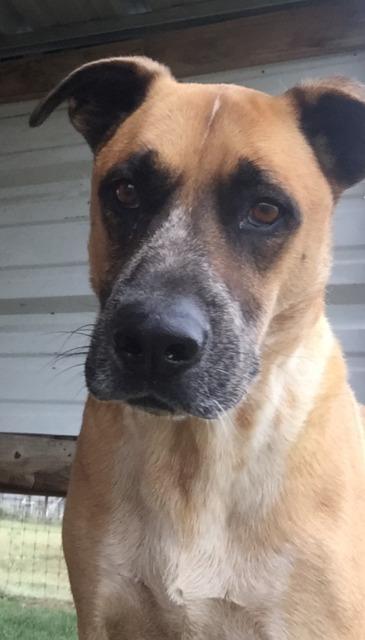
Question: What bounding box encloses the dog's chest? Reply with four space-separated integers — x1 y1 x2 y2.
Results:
141 520 287 603
100 503 291 638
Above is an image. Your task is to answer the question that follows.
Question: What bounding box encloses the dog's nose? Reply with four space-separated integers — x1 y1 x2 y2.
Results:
112 298 208 375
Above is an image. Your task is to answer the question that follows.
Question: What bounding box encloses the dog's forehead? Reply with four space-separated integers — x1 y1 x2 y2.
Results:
95 79 328 205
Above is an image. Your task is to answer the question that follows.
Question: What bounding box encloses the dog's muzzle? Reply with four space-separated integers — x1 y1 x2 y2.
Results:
86 293 217 415
86 271 259 419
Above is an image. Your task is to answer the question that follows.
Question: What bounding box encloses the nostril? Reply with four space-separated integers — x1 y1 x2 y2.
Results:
164 339 199 365
114 331 143 359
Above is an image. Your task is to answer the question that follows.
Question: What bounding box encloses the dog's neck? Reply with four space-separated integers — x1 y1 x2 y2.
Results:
98 310 343 531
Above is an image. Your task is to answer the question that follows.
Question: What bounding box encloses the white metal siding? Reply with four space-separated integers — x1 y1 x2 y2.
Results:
0 51 364 436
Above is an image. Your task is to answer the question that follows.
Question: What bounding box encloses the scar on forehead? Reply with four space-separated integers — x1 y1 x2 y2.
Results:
201 94 222 146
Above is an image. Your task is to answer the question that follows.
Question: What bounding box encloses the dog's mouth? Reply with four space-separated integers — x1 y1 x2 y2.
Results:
127 394 177 416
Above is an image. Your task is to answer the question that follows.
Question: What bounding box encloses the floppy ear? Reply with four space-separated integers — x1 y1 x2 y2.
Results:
29 56 171 151
287 77 365 192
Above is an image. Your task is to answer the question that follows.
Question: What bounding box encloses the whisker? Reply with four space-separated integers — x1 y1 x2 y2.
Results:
55 347 89 361
51 362 86 381
47 321 94 367
52 322 95 354
54 330 93 339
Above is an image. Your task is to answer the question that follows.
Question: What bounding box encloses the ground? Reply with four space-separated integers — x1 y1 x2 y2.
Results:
0 596 77 640
0 513 76 638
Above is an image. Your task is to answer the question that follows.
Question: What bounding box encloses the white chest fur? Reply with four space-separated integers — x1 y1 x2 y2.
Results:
96 472 293 640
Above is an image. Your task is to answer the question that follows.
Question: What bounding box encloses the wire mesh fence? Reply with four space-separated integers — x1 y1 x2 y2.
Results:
0 493 72 602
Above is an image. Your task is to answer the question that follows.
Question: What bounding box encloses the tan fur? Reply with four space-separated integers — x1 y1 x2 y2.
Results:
60 59 365 639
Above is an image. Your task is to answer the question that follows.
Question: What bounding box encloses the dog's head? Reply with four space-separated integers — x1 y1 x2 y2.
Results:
31 57 365 419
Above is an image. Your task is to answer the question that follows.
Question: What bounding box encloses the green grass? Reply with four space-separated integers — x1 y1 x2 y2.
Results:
0 514 77 638
0 517 71 601
0 596 77 640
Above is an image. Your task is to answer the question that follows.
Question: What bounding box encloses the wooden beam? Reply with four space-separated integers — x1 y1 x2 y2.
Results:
0 1 308 59
0 0 364 103
0 434 76 497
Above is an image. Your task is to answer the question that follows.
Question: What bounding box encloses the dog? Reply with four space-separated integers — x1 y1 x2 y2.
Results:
30 56 365 639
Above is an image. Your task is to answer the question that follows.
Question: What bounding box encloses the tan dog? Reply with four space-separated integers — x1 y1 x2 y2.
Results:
30 57 365 639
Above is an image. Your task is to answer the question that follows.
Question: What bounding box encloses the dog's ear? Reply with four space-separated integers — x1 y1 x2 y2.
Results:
29 56 172 151
286 77 365 192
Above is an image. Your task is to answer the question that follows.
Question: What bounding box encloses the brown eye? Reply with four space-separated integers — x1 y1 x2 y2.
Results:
248 202 281 226
115 181 140 209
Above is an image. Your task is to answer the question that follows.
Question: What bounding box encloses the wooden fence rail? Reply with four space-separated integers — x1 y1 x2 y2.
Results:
0 434 76 497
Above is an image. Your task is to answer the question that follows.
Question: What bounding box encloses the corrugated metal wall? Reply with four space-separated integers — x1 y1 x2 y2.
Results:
0 51 364 436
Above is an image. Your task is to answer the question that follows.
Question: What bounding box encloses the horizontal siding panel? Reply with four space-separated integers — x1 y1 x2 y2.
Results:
0 100 39 119
333 206 365 247
0 180 89 226
0 312 91 435
0 220 89 268
0 296 96 316
0 264 90 299
334 246 365 262
327 284 365 306
191 52 365 90
335 330 365 354
0 109 80 156
331 261 365 286
0 312 95 355
335 195 365 218
346 355 365 403
0 145 91 189
0 402 83 435
328 304 365 329
0 355 86 403
349 372 365 403
347 355 365 370
328 302 365 398
0 311 95 330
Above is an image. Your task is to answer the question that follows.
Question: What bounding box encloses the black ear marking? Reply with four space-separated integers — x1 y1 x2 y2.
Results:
288 78 365 191
29 56 171 151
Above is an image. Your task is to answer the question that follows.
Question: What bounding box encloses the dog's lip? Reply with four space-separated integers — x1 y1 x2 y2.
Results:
127 394 176 415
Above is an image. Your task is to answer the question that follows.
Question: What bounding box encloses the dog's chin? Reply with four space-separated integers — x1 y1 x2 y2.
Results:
126 394 178 417
85 370 257 420
85 358 258 421
86 381 228 420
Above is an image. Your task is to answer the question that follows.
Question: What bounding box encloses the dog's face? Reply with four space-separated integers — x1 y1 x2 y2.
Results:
31 58 365 418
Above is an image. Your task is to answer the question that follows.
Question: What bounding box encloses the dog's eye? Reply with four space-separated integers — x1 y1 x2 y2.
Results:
115 181 140 209
247 202 281 227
